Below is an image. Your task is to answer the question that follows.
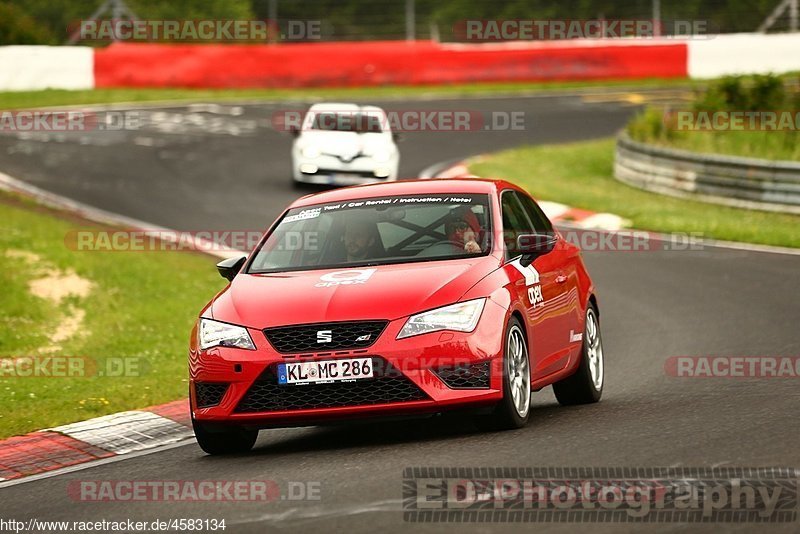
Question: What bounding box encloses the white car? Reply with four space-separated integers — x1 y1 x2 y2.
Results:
291 103 400 185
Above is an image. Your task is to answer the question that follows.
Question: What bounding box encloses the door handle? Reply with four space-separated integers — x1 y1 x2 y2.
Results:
555 274 568 284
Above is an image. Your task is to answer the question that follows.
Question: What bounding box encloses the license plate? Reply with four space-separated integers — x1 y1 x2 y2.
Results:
277 358 373 385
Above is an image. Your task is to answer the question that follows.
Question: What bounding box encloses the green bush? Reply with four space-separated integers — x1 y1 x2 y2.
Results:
628 74 799 161
2 0 254 45
692 74 787 113
627 106 671 142
694 76 748 112
748 74 786 111
0 2 54 44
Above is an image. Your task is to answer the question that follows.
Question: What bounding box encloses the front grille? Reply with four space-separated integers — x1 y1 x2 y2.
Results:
195 382 229 408
303 169 385 178
235 357 427 412
263 321 388 353
434 361 491 389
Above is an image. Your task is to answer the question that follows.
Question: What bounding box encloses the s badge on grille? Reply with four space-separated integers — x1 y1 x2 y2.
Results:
316 330 333 343
355 334 371 342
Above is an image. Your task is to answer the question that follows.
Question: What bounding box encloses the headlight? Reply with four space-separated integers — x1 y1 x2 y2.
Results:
371 148 392 162
301 146 320 158
397 298 486 339
198 318 256 350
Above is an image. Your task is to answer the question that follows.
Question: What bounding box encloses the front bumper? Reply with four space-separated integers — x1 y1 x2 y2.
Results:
189 303 506 428
292 154 398 184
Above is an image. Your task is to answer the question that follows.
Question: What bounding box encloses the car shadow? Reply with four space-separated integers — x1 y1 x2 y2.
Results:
240 402 567 457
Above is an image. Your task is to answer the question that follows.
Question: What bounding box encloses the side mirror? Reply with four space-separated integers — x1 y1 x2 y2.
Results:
517 233 558 267
216 255 246 282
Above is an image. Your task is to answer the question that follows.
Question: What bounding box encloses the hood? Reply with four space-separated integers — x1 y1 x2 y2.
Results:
210 256 499 328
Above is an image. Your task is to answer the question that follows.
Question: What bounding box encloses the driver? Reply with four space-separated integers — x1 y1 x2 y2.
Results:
343 216 383 262
445 208 482 254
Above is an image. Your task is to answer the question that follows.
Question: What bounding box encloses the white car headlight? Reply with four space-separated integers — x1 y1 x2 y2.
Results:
301 146 321 158
199 318 256 350
371 148 392 162
397 298 486 339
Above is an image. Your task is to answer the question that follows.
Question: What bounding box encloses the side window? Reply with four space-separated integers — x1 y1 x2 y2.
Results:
500 191 531 259
517 193 554 233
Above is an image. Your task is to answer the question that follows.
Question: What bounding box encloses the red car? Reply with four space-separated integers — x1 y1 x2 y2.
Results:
190 179 604 454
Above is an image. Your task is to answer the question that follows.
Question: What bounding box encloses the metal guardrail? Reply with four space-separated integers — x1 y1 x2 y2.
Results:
614 133 800 215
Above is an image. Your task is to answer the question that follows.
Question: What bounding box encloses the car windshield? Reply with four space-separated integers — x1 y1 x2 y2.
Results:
248 194 492 273
310 111 384 133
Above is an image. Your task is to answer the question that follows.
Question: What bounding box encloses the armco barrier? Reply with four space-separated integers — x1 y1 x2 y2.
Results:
3 34 800 92
614 133 800 214
93 40 688 88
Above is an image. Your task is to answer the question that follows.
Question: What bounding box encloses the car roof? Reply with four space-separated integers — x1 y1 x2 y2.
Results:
307 103 384 114
290 178 521 208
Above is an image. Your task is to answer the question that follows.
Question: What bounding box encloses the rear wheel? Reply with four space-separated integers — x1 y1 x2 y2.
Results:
553 304 604 405
476 317 531 430
192 416 258 455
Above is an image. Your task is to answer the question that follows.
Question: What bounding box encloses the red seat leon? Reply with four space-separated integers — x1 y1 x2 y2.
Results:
189 179 604 454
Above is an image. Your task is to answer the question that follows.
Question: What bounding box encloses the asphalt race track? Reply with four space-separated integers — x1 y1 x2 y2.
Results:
0 94 642 231
1 91 799 533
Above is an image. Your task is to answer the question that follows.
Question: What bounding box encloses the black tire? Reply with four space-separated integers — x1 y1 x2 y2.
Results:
476 316 531 431
553 303 604 405
192 416 258 455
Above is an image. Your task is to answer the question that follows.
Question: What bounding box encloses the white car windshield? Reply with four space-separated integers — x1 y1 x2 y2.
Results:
310 112 385 134
248 194 492 273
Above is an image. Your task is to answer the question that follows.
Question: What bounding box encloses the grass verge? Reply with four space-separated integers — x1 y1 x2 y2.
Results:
0 191 224 439
470 138 800 248
627 74 800 161
0 78 694 109
628 107 800 161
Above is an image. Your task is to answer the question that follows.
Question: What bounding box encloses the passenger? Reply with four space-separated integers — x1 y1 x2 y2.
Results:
445 208 482 254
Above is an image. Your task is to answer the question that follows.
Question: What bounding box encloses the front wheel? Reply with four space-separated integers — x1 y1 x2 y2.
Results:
553 304 604 405
476 317 531 431
192 417 258 455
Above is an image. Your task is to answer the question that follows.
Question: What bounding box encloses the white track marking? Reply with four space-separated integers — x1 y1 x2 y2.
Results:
537 200 570 220
573 212 631 231
49 411 192 455
229 499 404 525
